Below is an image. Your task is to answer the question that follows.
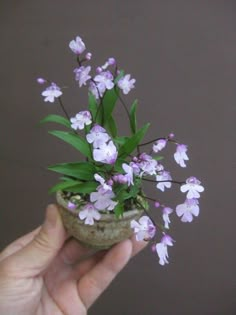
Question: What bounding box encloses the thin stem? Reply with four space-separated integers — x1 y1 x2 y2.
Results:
58 97 70 121
139 137 177 147
142 178 185 185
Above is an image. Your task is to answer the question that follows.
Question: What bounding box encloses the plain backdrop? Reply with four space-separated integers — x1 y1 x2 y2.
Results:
0 1 235 314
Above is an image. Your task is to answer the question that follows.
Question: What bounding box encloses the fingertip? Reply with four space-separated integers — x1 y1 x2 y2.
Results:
130 234 148 257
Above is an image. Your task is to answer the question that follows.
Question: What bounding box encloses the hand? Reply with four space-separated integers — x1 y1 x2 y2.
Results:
0 205 146 315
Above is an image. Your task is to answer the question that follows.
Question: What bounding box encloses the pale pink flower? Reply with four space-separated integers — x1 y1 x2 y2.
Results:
90 188 117 211
174 144 189 168
93 141 118 164
70 111 92 130
94 173 112 192
69 36 86 55
122 163 134 186
94 71 114 91
41 83 62 103
130 216 156 241
86 125 110 148
162 207 173 229
155 235 174 266
117 74 136 94
153 139 167 153
156 171 172 192
181 177 204 199
74 66 91 87
78 203 101 225
176 198 199 222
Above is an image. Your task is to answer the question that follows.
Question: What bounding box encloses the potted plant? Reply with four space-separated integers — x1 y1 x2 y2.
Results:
37 35 204 265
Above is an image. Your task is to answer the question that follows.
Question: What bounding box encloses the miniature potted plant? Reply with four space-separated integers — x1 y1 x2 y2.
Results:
37 35 204 265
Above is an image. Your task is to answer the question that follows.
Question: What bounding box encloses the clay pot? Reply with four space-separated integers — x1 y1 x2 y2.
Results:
56 191 143 249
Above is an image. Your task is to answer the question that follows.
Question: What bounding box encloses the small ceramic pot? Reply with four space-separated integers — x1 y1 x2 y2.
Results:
56 191 143 249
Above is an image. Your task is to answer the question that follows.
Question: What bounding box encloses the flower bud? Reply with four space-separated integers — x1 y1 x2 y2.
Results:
85 52 92 60
37 77 46 84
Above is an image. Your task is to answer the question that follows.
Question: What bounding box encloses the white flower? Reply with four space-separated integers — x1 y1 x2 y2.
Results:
90 188 117 211
78 203 101 225
130 216 156 241
181 177 204 199
93 140 118 165
174 144 189 168
41 83 62 103
86 125 110 148
117 74 136 94
69 36 86 55
89 81 100 99
153 139 167 153
162 207 173 229
70 111 92 130
156 171 172 192
122 163 134 186
74 66 91 87
94 173 112 192
176 199 199 222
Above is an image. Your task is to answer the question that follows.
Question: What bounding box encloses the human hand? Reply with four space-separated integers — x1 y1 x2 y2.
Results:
0 205 146 315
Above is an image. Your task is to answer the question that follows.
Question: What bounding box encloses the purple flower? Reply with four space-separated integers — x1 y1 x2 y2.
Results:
156 171 172 192
90 188 117 211
86 125 110 148
129 161 140 176
70 110 92 130
74 66 91 87
181 177 204 199
174 144 189 168
93 141 118 164
176 198 200 222
130 216 156 241
155 235 174 266
152 139 167 153
139 154 158 176
78 203 101 225
41 83 62 103
69 36 86 55
117 74 136 95
113 174 128 184
122 163 134 186
162 207 173 229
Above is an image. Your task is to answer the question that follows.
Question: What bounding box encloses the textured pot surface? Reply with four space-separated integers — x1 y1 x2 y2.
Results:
56 191 143 249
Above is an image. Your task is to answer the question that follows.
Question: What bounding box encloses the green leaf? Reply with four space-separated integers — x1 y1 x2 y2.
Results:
104 114 117 138
88 92 98 120
49 180 81 194
118 123 150 158
129 100 138 134
114 136 129 146
40 114 71 128
64 181 98 194
102 88 119 122
114 203 124 218
48 162 96 181
152 155 164 161
49 131 91 158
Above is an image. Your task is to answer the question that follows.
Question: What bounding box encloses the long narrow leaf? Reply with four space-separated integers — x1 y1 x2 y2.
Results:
88 92 98 120
49 131 91 158
48 162 96 181
129 100 138 134
49 180 81 194
40 114 71 128
64 181 98 194
118 123 150 158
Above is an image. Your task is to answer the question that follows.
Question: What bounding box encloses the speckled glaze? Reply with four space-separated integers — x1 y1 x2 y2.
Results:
56 191 143 249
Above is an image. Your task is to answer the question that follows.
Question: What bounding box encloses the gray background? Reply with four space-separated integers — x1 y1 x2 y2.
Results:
0 1 235 314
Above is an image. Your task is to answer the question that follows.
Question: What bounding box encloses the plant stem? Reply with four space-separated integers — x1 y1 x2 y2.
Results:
58 97 70 121
142 178 185 185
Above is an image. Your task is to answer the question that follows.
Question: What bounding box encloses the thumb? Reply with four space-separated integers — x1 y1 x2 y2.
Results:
6 204 68 276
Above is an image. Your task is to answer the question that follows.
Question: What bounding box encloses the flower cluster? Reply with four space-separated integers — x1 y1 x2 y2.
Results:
38 35 204 266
